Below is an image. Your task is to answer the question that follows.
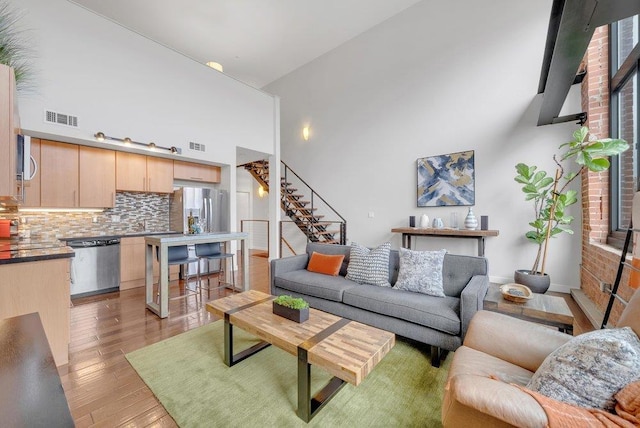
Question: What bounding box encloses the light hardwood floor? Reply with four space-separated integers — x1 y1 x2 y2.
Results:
60 253 592 427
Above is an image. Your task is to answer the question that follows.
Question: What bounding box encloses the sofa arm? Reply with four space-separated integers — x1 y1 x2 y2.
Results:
442 374 547 428
269 254 309 295
464 311 572 373
459 275 489 340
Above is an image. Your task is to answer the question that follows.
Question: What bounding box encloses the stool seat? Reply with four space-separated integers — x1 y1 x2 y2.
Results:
195 242 236 296
156 245 200 300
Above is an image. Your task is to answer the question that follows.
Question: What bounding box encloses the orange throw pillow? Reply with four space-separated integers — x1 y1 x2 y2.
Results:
307 252 344 276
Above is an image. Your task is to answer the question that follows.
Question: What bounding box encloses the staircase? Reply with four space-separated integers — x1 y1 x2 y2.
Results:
241 160 346 245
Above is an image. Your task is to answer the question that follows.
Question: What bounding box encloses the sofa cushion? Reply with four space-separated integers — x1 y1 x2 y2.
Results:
307 252 344 276
394 248 446 297
343 285 461 335
346 242 392 287
527 326 640 411
274 270 358 302
306 243 351 276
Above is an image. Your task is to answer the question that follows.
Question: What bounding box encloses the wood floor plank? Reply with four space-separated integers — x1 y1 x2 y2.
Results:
61 253 268 427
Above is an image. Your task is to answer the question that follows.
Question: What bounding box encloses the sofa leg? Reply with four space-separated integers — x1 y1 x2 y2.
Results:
430 346 448 368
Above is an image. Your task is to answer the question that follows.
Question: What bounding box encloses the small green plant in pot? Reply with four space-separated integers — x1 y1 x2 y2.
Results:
514 127 628 293
273 295 309 323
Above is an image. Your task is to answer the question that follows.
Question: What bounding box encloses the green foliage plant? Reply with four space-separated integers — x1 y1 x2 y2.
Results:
514 127 628 276
273 295 309 310
0 1 32 91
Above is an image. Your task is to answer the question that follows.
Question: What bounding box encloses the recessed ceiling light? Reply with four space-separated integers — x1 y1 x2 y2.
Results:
206 61 223 72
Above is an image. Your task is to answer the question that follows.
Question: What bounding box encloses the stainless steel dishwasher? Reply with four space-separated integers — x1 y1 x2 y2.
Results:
68 238 121 297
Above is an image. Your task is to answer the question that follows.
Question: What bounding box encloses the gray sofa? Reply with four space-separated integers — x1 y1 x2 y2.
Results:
270 242 489 367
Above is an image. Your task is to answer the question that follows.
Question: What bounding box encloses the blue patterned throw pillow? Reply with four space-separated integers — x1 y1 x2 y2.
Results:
527 326 640 411
393 248 447 297
345 242 391 287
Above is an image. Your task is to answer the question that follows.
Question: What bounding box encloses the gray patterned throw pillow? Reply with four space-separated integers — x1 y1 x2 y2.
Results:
393 248 447 297
526 326 640 411
345 242 391 287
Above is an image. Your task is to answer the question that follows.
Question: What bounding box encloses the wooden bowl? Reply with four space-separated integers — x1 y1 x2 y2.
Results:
500 283 533 303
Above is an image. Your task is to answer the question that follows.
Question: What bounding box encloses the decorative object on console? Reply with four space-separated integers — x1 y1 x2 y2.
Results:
345 242 391 287
432 217 444 229
449 212 458 229
306 251 344 276
514 127 628 293
394 248 446 297
272 295 309 323
480 215 489 230
417 150 475 207
419 214 429 228
409 215 415 227
464 208 478 230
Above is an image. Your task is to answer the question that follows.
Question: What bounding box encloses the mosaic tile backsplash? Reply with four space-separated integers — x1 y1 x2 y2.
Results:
0 192 171 240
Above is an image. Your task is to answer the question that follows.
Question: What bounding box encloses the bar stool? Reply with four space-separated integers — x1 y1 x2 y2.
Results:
195 242 236 298
156 245 200 302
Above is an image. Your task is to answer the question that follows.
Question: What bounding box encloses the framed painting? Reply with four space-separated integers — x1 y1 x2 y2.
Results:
417 150 475 206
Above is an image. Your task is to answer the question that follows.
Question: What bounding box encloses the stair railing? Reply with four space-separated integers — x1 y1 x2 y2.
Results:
281 161 347 245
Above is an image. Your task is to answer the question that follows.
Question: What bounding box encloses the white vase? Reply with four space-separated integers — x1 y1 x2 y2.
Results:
464 208 478 230
419 214 430 228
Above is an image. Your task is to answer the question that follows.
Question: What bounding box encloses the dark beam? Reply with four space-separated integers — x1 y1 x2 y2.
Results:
537 0 640 126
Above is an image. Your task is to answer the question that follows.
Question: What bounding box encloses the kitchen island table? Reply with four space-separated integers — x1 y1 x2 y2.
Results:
145 232 249 318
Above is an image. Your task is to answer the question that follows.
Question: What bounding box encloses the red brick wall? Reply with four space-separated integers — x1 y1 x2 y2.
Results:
580 26 635 325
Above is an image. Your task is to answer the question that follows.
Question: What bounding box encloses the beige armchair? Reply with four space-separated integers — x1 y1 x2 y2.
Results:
442 290 640 428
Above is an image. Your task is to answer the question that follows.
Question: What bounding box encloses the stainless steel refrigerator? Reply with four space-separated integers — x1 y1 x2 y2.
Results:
170 187 229 275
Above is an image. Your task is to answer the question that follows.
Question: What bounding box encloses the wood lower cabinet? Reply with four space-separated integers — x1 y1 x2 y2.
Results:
116 152 174 193
79 146 116 208
0 258 71 366
120 237 178 290
21 137 41 207
40 140 79 207
173 160 220 183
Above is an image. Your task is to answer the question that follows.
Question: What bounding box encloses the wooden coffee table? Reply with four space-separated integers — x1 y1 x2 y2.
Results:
206 290 395 422
483 284 574 334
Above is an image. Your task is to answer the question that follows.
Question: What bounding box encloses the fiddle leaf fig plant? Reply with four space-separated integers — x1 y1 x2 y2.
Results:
515 127 629 276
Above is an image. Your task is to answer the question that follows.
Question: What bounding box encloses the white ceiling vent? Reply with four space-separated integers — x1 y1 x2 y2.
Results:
189 141 206 152
44 110 79 128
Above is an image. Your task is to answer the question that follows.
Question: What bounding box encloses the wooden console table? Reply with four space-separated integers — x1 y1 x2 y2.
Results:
145 232 249 318
391 227 499 256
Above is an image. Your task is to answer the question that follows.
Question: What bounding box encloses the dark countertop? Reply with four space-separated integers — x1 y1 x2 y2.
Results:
58 230 182 241
0 231 181 265
0 313 74 427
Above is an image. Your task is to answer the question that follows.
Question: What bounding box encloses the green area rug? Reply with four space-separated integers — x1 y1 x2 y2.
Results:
126 320 450 427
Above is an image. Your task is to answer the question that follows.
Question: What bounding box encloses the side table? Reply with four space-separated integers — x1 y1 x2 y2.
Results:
483 284 574 334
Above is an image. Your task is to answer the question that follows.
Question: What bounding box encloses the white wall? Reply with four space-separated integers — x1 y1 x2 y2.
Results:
265 0 582 292
13 0 275 167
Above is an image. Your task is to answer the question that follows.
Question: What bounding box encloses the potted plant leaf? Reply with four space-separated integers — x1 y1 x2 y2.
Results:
272 295 309 323
0 2 33 91
514 127 628 293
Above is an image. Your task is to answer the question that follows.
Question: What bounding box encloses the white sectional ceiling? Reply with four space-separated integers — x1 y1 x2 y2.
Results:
70 0 423 88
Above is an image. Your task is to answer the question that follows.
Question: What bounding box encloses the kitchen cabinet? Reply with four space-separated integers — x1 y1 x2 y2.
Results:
79 146 116 207
174 160 220 183
116 152 174 193
21 138 41 207
0 258 71 366
120 236 178 290
147 157 174 193
40 140 79 207
0 64 20 203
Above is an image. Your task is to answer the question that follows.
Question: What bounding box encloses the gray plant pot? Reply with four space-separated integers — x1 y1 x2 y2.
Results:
514 269 551 294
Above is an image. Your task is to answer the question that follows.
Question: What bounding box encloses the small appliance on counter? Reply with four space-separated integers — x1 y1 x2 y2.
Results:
0 218 18 239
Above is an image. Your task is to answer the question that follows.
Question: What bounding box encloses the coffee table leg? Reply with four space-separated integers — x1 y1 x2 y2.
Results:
297 346 346 422
223 313 271 367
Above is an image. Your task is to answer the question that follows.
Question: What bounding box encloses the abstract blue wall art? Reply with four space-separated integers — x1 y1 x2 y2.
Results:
417 150 475 206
